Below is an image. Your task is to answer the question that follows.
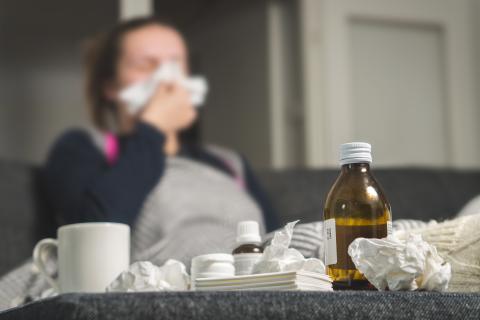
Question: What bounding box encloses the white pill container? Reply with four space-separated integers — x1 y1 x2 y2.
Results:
191 253 235 289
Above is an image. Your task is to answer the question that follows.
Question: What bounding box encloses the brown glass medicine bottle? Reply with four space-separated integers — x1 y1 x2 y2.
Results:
324 142 392 290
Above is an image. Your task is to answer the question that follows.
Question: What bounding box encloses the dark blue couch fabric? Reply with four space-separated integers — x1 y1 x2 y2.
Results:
1 291 480 320
257 168 480 224
2 164 480 276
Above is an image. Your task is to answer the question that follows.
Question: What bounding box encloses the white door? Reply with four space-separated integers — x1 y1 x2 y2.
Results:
300 0 478 167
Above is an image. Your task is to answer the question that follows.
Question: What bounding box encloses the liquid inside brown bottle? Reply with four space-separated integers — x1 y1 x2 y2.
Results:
324 143 392 290
232 244 263 255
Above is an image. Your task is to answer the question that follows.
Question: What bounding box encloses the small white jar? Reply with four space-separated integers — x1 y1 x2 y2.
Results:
191 253 235 289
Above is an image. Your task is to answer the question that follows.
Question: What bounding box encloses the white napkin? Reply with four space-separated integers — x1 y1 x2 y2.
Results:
119 61 208 114
348 234 451 291
252 220 326 274
106 260 189 292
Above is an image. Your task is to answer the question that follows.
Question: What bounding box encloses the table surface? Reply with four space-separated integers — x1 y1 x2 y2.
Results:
1 291 479 320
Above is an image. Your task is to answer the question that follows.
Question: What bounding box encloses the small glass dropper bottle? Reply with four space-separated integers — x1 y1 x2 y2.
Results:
232 221 264 276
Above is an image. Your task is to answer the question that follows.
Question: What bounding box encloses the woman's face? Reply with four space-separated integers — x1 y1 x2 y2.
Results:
112 24 189 94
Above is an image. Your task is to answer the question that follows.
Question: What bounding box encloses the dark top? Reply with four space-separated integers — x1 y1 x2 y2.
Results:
42 122 279 232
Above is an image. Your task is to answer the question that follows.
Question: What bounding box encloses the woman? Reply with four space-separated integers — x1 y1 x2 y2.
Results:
0 17 280 308
43 17 280 262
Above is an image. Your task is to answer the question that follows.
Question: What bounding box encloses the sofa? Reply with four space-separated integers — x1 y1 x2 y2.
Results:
1 160 480 319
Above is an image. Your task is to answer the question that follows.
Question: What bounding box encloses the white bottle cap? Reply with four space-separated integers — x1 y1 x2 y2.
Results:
236 221 261 245
340 142 372 166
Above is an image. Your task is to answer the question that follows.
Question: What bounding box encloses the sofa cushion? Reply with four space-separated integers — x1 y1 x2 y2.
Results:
0 161 38 277
257 168 480 225
2 164 480 278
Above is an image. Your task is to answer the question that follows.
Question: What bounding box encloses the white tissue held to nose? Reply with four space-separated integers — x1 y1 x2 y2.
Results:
348 233 451 291
118 61 209 114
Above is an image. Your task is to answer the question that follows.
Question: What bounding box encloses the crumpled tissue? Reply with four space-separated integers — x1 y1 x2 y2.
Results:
348 234 451 291
119 61 208 114
106 260 189 292
252 220 326 274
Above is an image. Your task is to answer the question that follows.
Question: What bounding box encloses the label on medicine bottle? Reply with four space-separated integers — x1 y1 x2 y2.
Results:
324 218 337 265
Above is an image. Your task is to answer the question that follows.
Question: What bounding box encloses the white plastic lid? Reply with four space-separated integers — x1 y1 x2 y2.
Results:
236 221 261 245
340 142 372 166
191 253 234 265
191 254 235 280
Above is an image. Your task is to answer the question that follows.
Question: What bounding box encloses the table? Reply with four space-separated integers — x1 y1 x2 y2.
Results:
0 291 479 320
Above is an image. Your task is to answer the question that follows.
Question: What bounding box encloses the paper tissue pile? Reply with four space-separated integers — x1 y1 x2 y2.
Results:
252 220 325 274
195 221 331 291
348 233 451 291
119 61 208 114
107 260 189 292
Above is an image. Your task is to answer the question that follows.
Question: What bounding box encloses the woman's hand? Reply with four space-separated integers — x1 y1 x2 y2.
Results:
140 83 197 134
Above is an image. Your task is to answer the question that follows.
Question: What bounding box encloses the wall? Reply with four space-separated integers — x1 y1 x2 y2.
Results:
300 0 480 168
187 1 273 168
0 0 118 164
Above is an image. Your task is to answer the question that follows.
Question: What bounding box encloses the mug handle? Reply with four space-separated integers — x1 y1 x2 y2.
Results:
33 238 60 292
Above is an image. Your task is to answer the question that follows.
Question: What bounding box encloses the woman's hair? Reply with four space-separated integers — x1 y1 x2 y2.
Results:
84 16 201 144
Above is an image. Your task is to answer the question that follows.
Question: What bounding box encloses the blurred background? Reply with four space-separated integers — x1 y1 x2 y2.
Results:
0 0 479 170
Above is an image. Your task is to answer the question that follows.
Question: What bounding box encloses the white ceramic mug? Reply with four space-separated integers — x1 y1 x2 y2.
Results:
33 222 130 293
